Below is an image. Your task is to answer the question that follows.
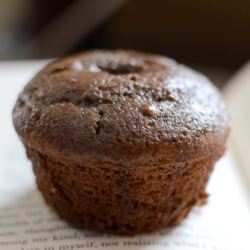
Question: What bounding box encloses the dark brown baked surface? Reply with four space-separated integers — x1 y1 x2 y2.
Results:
13 50 230 235
27 147 214 235
13 50 229 166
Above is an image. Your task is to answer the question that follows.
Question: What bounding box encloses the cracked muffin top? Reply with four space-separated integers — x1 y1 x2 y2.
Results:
13 50 230 166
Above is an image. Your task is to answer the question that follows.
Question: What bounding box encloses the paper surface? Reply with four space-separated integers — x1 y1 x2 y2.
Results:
223 61 250 195
1 61 250 250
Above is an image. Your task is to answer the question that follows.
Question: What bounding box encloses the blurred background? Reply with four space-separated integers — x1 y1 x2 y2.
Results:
1 0 250 87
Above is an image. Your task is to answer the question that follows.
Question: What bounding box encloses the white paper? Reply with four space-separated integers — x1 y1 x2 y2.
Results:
1 61 250 250
223 61 250 195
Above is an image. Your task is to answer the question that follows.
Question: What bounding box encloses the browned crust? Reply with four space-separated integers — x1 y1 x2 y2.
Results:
13 50 230 235
13 50 230 166
27 147 220 235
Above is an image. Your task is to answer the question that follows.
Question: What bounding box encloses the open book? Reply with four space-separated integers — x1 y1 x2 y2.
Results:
0 61 250 250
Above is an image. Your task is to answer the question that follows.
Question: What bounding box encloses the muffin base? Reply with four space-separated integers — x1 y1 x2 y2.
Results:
27 147 219 235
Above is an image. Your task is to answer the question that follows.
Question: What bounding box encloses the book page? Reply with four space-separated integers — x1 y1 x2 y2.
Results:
223 61 250 195
1 61 250 250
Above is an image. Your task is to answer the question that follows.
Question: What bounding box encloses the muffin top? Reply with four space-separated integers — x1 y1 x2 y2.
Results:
13 50 230 166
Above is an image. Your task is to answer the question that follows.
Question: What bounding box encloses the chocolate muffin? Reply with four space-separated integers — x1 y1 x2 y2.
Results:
13 50 230 235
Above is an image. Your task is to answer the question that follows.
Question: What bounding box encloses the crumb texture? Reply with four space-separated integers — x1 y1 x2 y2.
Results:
28 148 215 235
13 50 230 235
13 50 230 165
